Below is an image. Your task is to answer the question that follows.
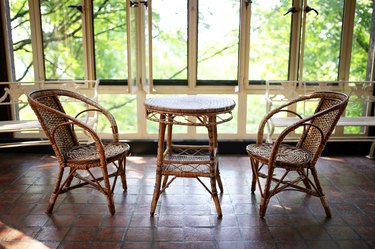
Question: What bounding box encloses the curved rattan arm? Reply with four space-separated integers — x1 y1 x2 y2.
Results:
36 89 120 143
257 100 306 144
65 94 120 143
268 122 325 167
73 108 120 143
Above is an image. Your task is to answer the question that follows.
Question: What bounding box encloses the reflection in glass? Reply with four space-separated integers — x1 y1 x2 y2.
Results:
197 0 240 81
8 0 34 81
249 0 290 81
152 0 188 80
349 0 373 81
41 0 84 79
94 0 128 80
303 0 344 80
98 94 137 133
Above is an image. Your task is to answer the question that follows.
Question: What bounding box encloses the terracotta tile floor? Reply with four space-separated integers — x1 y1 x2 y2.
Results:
0 152 375 248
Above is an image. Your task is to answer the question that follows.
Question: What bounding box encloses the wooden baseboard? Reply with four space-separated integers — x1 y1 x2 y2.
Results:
0 138 372 157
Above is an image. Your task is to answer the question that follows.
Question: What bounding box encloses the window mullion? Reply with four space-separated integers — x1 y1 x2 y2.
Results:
137 1 148 92
188 0 197 89
289 0 303 81
127 0 137 93
240 0 251 91
339 0 356 81
28 0 45 81
146 0 153 92
82 0 95 80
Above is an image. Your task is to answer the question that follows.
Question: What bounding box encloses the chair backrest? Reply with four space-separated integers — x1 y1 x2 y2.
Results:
27 89 80 157
297 91 349 165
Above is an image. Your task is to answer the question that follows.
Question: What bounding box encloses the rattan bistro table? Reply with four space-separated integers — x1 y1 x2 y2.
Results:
144 95 236 218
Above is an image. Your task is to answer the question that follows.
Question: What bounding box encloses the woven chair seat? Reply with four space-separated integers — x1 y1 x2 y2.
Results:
247 143 312 169
65 142 130 167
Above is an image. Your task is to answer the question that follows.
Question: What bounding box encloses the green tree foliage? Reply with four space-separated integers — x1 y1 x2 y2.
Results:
7 0 375 135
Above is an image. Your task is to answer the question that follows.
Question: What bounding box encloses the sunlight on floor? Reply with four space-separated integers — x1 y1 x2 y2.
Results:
0 225 50 248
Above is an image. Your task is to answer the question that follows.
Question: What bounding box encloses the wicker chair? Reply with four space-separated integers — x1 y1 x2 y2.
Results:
247 91 348 218
27 89 130 215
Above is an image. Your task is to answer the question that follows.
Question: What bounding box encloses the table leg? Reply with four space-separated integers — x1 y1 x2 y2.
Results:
150 114 166 216
213 121 224 192
208 116 222 218
162 115 173 188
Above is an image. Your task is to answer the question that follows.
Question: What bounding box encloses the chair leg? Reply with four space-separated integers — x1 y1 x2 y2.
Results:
259 197 270 218
319 196 332 218
106 194 115 216
46 167 65 214
162 175 169 188
298 170 311 189
249 157 258 193
101 167 116 215
150 169 162 216
259 166 274 218
310 167 331 218
65 168 75 187
366 141 375 159
119 157 127 191
210 173 222 219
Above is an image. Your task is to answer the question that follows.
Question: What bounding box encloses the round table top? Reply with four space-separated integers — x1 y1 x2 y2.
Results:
144 95 236 114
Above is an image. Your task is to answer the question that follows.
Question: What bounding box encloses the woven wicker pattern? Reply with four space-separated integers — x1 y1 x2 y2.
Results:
163 147 211 175
27 89 130 215
247 143 312 169
65 143 130 168
144 95 236 114
145 95 236 219
247 91 348 218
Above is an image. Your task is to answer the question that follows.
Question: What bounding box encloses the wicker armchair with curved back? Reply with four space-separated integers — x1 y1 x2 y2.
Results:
27 89 130 215
247 91 349 218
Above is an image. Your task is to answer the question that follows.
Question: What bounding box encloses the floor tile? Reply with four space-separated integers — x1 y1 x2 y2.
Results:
0 152 374 248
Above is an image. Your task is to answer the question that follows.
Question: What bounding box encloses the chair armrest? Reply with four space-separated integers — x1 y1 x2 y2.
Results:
267 121 325 166
74 108 120 143
257 93 320 144
59 91 120 143
258 108 303 144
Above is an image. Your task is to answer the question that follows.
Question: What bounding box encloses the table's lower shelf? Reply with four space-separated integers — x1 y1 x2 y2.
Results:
162 145 217 177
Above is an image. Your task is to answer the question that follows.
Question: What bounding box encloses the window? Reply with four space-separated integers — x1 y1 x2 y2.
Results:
93 0 128 82
197 0 240 84
248 0 291 81
7 0 34 81
302 0 344 81
2 0 375 141
151 0 188 83
350 0 373 81
41 0 85 80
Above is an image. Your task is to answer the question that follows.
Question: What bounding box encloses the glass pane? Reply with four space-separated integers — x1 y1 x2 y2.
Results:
197 0 240 81
249 0 291 81
152 0 188 80
93 0 128 80
343 82 372 135
349 0 373 81
246 95 266 133
40 0 84 80
8 0 34 81
302 0 344 80
98 94 137 133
